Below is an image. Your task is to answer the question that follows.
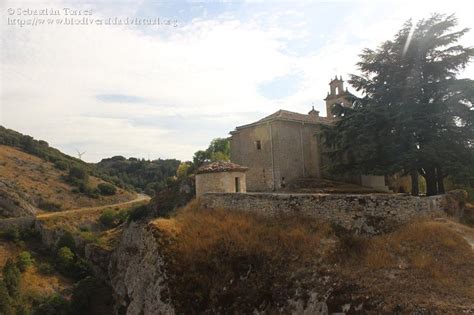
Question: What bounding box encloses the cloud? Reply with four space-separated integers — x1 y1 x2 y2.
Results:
96 94 146 103
1 0 473 162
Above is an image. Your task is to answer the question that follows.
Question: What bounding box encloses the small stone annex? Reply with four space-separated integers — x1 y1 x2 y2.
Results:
195 161 248 197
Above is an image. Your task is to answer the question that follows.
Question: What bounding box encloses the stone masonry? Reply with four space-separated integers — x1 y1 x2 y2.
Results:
199 193 445 234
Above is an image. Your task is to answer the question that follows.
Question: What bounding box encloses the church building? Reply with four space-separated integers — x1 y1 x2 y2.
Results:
229 76 354 191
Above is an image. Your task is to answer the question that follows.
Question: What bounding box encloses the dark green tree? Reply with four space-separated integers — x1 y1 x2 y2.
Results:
324 14 474 196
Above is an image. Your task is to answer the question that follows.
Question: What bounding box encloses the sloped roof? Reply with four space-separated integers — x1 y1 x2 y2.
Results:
196 161 248 174
234 109 333 132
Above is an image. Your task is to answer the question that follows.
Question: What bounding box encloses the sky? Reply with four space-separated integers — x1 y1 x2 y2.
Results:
1 0 473 162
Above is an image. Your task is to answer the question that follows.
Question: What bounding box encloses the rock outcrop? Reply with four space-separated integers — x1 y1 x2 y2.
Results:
0 180 38 218
108 221 174 315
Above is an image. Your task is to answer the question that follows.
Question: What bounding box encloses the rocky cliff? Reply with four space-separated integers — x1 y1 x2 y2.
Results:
0 180 38 218
108 221 174 315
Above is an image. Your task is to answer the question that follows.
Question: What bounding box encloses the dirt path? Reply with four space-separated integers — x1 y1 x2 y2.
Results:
36 193 150 219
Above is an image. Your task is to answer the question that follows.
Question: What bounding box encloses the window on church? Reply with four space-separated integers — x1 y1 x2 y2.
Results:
255 140 262 150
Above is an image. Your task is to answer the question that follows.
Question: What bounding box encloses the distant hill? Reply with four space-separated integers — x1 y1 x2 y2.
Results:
96 156 180 196
0 127 135 218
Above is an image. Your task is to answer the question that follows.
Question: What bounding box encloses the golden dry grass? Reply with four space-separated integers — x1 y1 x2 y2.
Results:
0 239 22 266
20 265 74 298
153 200 334 313
154 201 474 313
0 145 134 211
335 219 474 312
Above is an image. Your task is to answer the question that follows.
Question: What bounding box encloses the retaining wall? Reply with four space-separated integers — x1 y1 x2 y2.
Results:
199 193 445 234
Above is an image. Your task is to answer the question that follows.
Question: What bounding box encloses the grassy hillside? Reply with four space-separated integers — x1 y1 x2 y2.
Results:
0 126 96 176
152 201 474 314
0 145 135 217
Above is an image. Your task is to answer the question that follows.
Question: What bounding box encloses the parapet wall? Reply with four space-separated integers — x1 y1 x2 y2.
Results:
199 193 445 234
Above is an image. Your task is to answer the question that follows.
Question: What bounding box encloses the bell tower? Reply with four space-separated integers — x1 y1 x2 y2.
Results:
324 75 352 118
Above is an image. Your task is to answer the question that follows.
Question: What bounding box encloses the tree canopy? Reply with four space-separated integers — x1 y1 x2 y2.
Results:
192 137 230 167
324 14 474 196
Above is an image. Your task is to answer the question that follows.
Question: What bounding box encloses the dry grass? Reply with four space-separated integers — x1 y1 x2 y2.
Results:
363 220 473 274
153 200 333 313
0 239 22 266
153 201 474 313
20 265 74 298
334 219 474 312
0 145 134 211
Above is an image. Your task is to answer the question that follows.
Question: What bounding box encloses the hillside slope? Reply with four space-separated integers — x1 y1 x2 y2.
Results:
0 145 134 218
109 202 474 314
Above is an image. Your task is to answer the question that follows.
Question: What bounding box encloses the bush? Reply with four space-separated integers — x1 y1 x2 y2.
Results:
2 259 21 297
16 251 35 272
71 276 100 313
37 262 54 275
54 160 69 171
55 246 90 280
3 227 21 243
99 209 116 227
56 232 76 252
79 184 99 199
68 167 88 181
97 183 117 196
56 247 75 273
0 280 14 315
38 199 61 211
127 205 150 222
115 209 129 224
33 294 71 315
72 258 90 280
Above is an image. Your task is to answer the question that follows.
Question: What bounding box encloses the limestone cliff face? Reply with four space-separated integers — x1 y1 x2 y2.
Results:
0 180 38 218
108 221 174 315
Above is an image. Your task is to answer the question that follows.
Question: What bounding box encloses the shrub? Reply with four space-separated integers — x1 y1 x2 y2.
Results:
68 167 88 181
55 246 90 280
71 276 100 313
4 227 21 243
37 262 54 275
2 259 21 297
97 183 117 196
33 294 71 315
115 209 129 224
71 258 90 280
127 205 150 222
56 232 76 252
20 227 41 241
80 184 99 199
99 209 116 227
54 160 69 171
38 199 62 211
56 247 75 273
0 280 13 315
16 251 35 272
